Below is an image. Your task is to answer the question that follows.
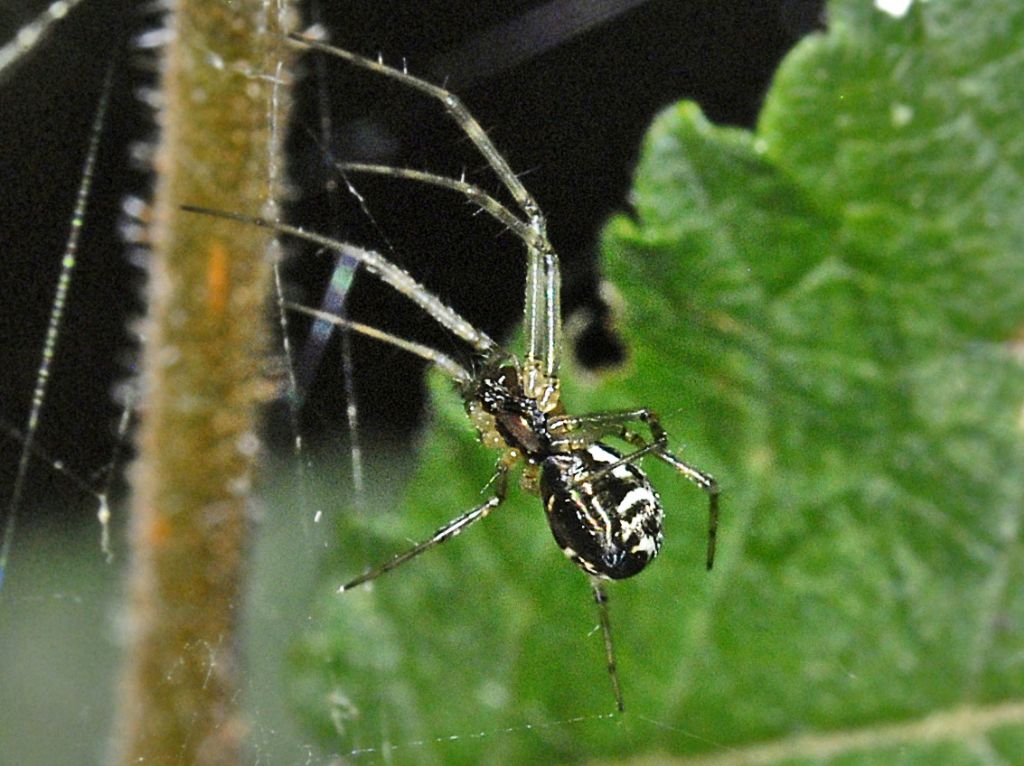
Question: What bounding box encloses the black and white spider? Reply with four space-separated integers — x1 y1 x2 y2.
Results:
188 32 719 712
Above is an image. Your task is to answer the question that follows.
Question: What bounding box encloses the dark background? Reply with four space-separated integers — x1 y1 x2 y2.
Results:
0 0 824 529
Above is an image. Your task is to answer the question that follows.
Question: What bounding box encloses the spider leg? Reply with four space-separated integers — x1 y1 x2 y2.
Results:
650 449 719 571
549 408 663 451
181 206 498 356
285 301 473 385
590 578 624 713
338 468 508 593
337 163 540 251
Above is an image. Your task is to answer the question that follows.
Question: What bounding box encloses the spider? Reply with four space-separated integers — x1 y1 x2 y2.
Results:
187 32 719 712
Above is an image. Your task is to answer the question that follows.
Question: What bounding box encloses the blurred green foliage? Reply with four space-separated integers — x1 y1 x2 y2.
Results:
293 0 1024 763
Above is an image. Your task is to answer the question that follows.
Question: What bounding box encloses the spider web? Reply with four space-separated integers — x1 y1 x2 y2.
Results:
0 1 835 764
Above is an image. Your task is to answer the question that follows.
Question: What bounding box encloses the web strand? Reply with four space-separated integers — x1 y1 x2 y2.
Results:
300 8 366 504
0 61 114 593
0 0 88 82
335 711 618 759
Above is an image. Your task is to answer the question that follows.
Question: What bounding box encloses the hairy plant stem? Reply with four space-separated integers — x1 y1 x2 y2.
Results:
113 3 295 764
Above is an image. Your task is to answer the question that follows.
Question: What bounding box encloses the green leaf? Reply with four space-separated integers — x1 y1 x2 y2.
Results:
292 0 1024 762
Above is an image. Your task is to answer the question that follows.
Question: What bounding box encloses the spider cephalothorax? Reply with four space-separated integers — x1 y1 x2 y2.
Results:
468 361 559 461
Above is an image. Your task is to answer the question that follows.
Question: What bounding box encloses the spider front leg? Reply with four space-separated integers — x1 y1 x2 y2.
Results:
339 468 509 592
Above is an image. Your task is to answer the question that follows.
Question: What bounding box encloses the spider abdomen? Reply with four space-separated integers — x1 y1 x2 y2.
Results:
540 443 664 580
